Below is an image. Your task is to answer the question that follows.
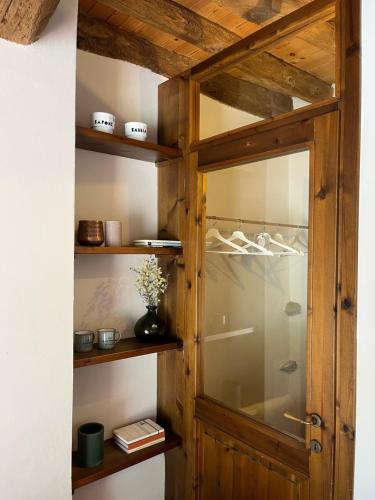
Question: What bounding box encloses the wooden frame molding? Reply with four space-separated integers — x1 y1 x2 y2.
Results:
0 0 60 45
333 1 360 498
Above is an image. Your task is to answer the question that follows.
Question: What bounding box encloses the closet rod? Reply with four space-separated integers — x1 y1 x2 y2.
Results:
206 215 308 230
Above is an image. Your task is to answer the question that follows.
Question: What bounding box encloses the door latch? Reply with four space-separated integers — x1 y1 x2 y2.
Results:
283 411 323 428
310 439 323 454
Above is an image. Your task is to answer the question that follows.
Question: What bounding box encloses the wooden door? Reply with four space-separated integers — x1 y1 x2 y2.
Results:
195 109 339 500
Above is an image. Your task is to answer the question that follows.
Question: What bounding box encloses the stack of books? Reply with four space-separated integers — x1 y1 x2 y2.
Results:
113 419 165 454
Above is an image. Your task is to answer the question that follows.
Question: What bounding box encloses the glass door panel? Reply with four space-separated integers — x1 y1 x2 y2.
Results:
203 151 310 440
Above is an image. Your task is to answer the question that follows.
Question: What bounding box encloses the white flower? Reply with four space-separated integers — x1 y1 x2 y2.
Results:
131 257 168 306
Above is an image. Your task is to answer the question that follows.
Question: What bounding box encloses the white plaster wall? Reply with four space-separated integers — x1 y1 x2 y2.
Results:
0 2 77 499
354 1 375 498
74 51 166 500
200 94 259 139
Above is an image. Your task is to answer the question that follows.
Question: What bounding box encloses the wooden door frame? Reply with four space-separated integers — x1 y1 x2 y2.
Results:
157 1 360 498
195 108 339 500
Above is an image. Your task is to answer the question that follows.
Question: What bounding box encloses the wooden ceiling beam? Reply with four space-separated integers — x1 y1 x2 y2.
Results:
95 0 331 102
98 0 236 53
216 0 308 24
191 0 335 83
77 12 292 118
0 0 60 45
201 72 292 118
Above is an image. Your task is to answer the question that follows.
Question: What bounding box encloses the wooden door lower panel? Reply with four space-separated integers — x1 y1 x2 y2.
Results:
198 421 309 500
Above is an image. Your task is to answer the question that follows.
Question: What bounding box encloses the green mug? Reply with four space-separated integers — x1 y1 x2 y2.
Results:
77 422 104 468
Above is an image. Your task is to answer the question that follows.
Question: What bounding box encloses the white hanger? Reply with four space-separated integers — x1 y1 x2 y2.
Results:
257 232 303 256
228 230 273 255
289 229 308 251
206 228 248 254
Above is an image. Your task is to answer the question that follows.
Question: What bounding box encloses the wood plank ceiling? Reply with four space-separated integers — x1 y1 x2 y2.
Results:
77 0 335 118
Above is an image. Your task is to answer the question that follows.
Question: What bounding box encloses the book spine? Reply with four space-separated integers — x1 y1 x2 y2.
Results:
115 437 165 454
126 431 165 450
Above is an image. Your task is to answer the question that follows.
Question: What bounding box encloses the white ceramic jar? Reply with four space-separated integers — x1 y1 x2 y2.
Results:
91 112 116 134
124 122 147 141
104 221 122 247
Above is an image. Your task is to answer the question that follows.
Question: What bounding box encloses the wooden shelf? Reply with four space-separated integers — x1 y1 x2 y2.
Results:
72 430 181 490
76 127 182 163
74 337 182 368
75 245 182 255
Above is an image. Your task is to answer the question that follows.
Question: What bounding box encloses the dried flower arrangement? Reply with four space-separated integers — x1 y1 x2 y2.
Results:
131 256 168 307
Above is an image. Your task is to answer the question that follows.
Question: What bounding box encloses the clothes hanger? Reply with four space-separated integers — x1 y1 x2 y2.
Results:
228 228 273 255
257 232 303 256
205 227 248 254
289 228 308 250
273 233 304 255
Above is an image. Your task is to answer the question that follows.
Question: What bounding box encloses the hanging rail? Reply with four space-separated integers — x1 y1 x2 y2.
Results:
206 215 308 230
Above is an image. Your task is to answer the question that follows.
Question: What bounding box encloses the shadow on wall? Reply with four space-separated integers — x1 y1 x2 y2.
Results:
75 50 166 141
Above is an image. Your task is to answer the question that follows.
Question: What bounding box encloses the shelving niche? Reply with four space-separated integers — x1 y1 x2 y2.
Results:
73 113 183 491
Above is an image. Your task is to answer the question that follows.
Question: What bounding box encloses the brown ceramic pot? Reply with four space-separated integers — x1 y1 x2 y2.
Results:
77 220 104 246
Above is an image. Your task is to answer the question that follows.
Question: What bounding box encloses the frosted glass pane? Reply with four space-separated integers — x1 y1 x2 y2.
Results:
203 152 309 440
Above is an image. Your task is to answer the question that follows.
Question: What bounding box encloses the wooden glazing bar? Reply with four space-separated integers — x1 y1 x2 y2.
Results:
198 119 314 171
191 98 339 153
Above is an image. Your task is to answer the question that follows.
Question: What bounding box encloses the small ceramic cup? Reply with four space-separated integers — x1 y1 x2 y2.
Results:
91 112 116 134
74 330 94 353
97 328 121 350
124 122 147 141
104 221 122 247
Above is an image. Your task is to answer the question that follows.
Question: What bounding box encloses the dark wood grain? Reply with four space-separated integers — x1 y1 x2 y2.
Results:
74 337 182 368
72 431 181 490
74 246 182 255
76 127 182 163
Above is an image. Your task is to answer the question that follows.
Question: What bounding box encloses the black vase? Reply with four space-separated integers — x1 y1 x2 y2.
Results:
134 306 165 341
